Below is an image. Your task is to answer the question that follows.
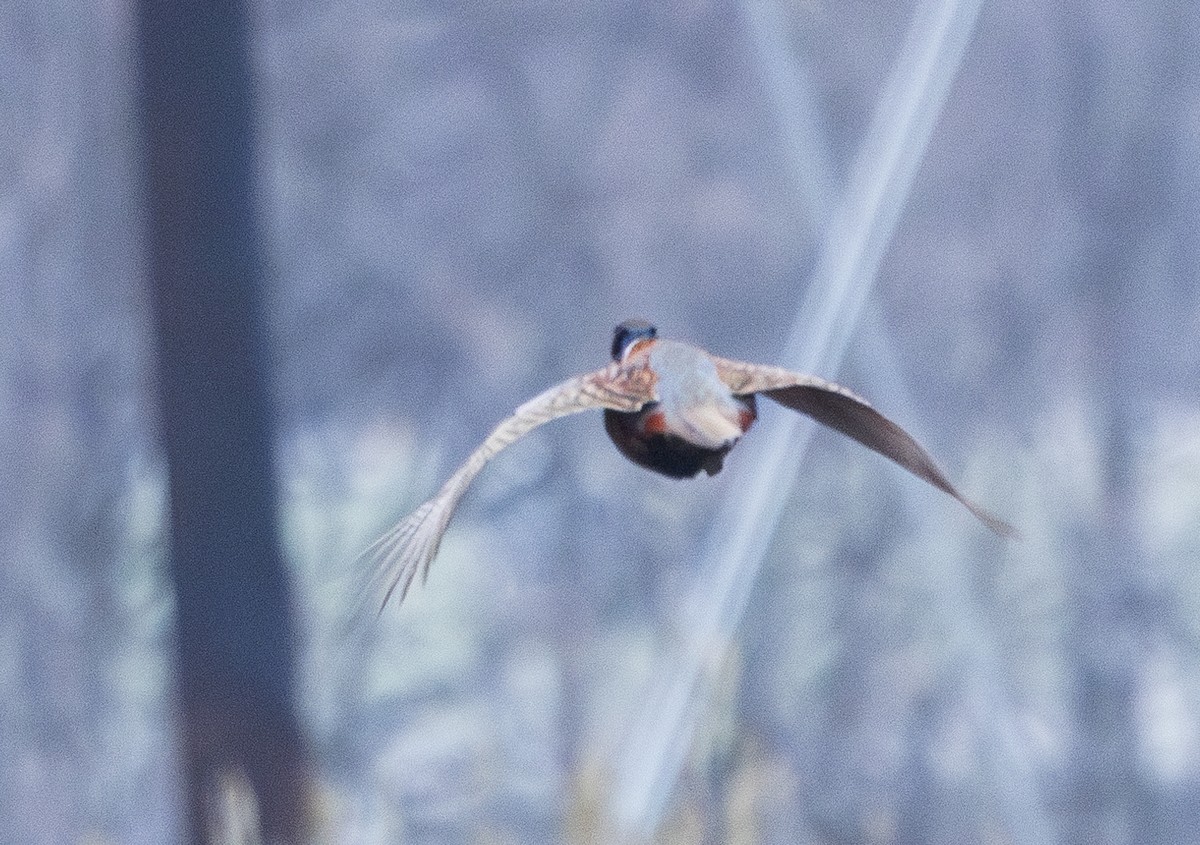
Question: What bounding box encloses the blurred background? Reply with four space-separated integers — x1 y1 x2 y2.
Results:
4 0 1200 842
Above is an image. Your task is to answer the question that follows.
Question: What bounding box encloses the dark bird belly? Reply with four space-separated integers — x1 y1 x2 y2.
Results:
603 397 755 479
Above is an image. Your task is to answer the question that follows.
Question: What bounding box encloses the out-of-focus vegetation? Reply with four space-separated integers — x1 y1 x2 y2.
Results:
4 0 1200 842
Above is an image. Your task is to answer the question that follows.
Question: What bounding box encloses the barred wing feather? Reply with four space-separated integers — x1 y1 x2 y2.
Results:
362 364 655 612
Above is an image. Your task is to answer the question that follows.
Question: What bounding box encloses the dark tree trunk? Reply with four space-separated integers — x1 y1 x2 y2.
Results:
135 1 310 841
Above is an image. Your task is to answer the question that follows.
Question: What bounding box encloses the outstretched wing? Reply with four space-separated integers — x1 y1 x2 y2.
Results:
362 362 657 612
712 356 1016 538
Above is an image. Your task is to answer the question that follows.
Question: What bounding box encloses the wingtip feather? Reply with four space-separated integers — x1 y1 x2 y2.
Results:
355 498 446 617
961 498 1020 541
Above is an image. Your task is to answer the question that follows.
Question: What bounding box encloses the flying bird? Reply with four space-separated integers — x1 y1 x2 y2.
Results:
363 319 1015 611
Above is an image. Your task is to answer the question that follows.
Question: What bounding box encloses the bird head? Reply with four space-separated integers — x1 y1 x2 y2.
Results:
611 318 657 361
